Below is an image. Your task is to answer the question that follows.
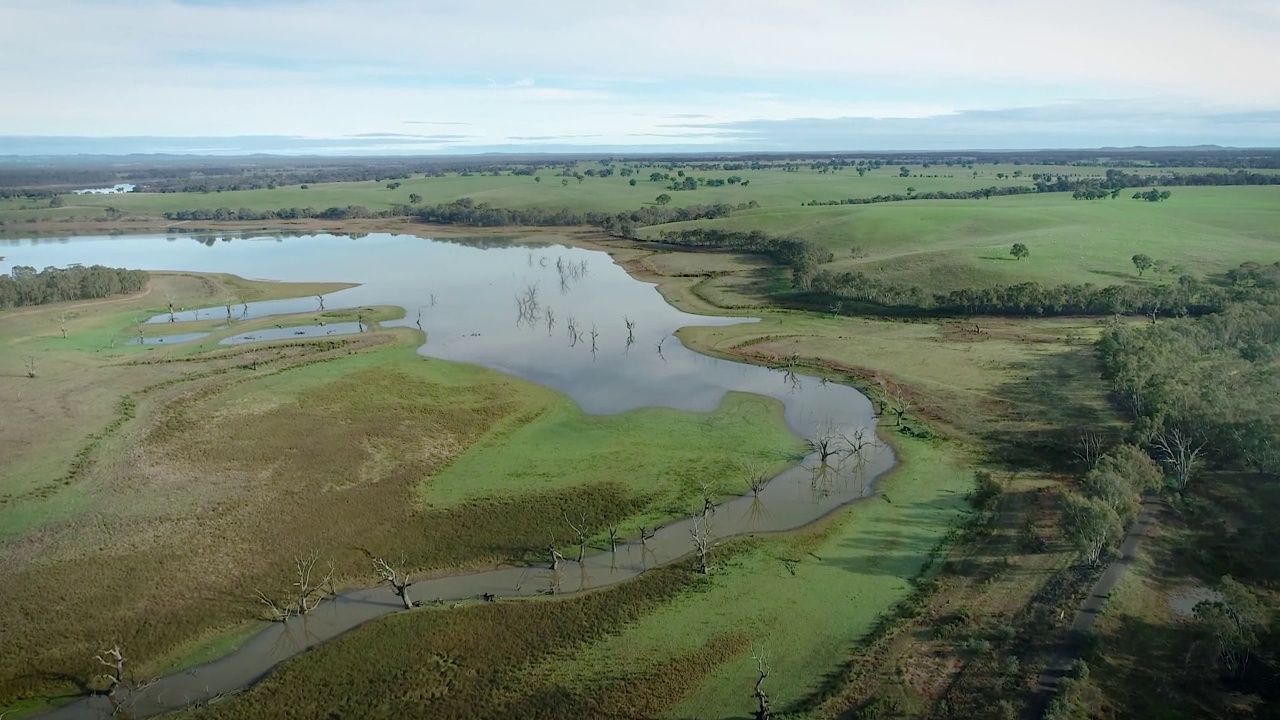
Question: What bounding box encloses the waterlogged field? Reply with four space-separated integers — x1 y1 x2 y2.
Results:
2 233 958 720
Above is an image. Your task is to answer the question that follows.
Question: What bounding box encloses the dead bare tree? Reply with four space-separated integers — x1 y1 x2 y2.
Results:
363 551 415 610
225 299 234 320
699 480 719 520
1154 427 1206 492
656 334 668 361
742 460 769 496
545 306 556 336
839 427 873 460
240 298 249 318
1074 431 1105 467
59 313 68 339
254 551 334 621
548 544 565 572
316 294 325 311
566 316 580 347
751 645 772 720
94 645 126 699
429 293 438 307
416 306 425 330
639 526 657 546
22 355 36 379
690 516 711 574
624 316 636 343
887 384 913 426
565 512 589 563
607 526 620 553
357 312 366 333
589 323 599 356
806 424 842 464
165 294 176 323
829 301 843 317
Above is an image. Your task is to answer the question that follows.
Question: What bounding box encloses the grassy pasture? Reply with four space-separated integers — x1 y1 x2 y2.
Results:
4 162 1258 226
646 186 1280 292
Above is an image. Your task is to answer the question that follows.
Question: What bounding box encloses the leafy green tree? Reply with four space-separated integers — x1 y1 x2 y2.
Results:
655 193 672 206
1010 243 1030 261
49 195 64 208
562 178 569 188
1060 493 1122 566
1132 254 1154 277
650 172 665 182
899 166 910 177
628 178 637 186
408 193 423 204
741 180 750 186
386 182 401 190
1194 576 1268 679
535 176 541 183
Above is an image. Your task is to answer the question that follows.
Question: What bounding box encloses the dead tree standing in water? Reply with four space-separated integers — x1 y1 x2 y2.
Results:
94 645 126 699
565 512 589 563
316 294 325 311
254 551 335 621
690 517 711 574
548 544 566 572
365 552 415 610
607 526 620 552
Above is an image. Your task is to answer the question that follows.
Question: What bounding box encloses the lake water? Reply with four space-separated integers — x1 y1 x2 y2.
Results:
71 183 136 195
1 232 894 718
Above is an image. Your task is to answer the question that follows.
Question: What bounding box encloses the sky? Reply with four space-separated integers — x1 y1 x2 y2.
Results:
2 0 1279 154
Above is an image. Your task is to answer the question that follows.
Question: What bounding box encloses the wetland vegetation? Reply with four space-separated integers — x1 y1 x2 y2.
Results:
1 149 1278 720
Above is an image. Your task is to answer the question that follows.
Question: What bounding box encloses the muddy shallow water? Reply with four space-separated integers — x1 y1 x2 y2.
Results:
1 232 894 718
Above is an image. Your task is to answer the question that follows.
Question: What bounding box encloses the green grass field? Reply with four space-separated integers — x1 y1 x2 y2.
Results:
648 186 1280 292
4 162 1259 225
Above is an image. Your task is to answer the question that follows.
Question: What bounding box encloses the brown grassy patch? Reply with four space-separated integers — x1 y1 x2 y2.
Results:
186 563 707 720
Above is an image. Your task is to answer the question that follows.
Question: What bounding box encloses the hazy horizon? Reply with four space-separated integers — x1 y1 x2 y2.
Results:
4 0 1279 155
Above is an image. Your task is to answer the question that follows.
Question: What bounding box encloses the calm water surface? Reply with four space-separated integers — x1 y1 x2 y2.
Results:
1 233 894 718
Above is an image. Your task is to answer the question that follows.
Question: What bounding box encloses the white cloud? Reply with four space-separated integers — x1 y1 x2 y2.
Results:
0 0 1276 144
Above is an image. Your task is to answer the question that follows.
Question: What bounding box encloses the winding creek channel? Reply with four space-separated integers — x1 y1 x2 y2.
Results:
1 232 895 718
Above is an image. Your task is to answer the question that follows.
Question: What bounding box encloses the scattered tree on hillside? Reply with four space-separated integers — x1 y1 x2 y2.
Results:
1010 243 1030 261
535 176 541 183
363 551 415 610
1132 253 1155 277
1060 493 1122 566
1132 188 1172 202
386 182 402 190
899 166 910 177
49 195 64 208
628 178 637 186
408 193 423 204
562 178 569 188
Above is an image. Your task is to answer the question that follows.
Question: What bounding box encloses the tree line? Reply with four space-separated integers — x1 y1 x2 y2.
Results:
0 265 149 309
804 185 1039 206
1097 301 1280 478
417 198 751 233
